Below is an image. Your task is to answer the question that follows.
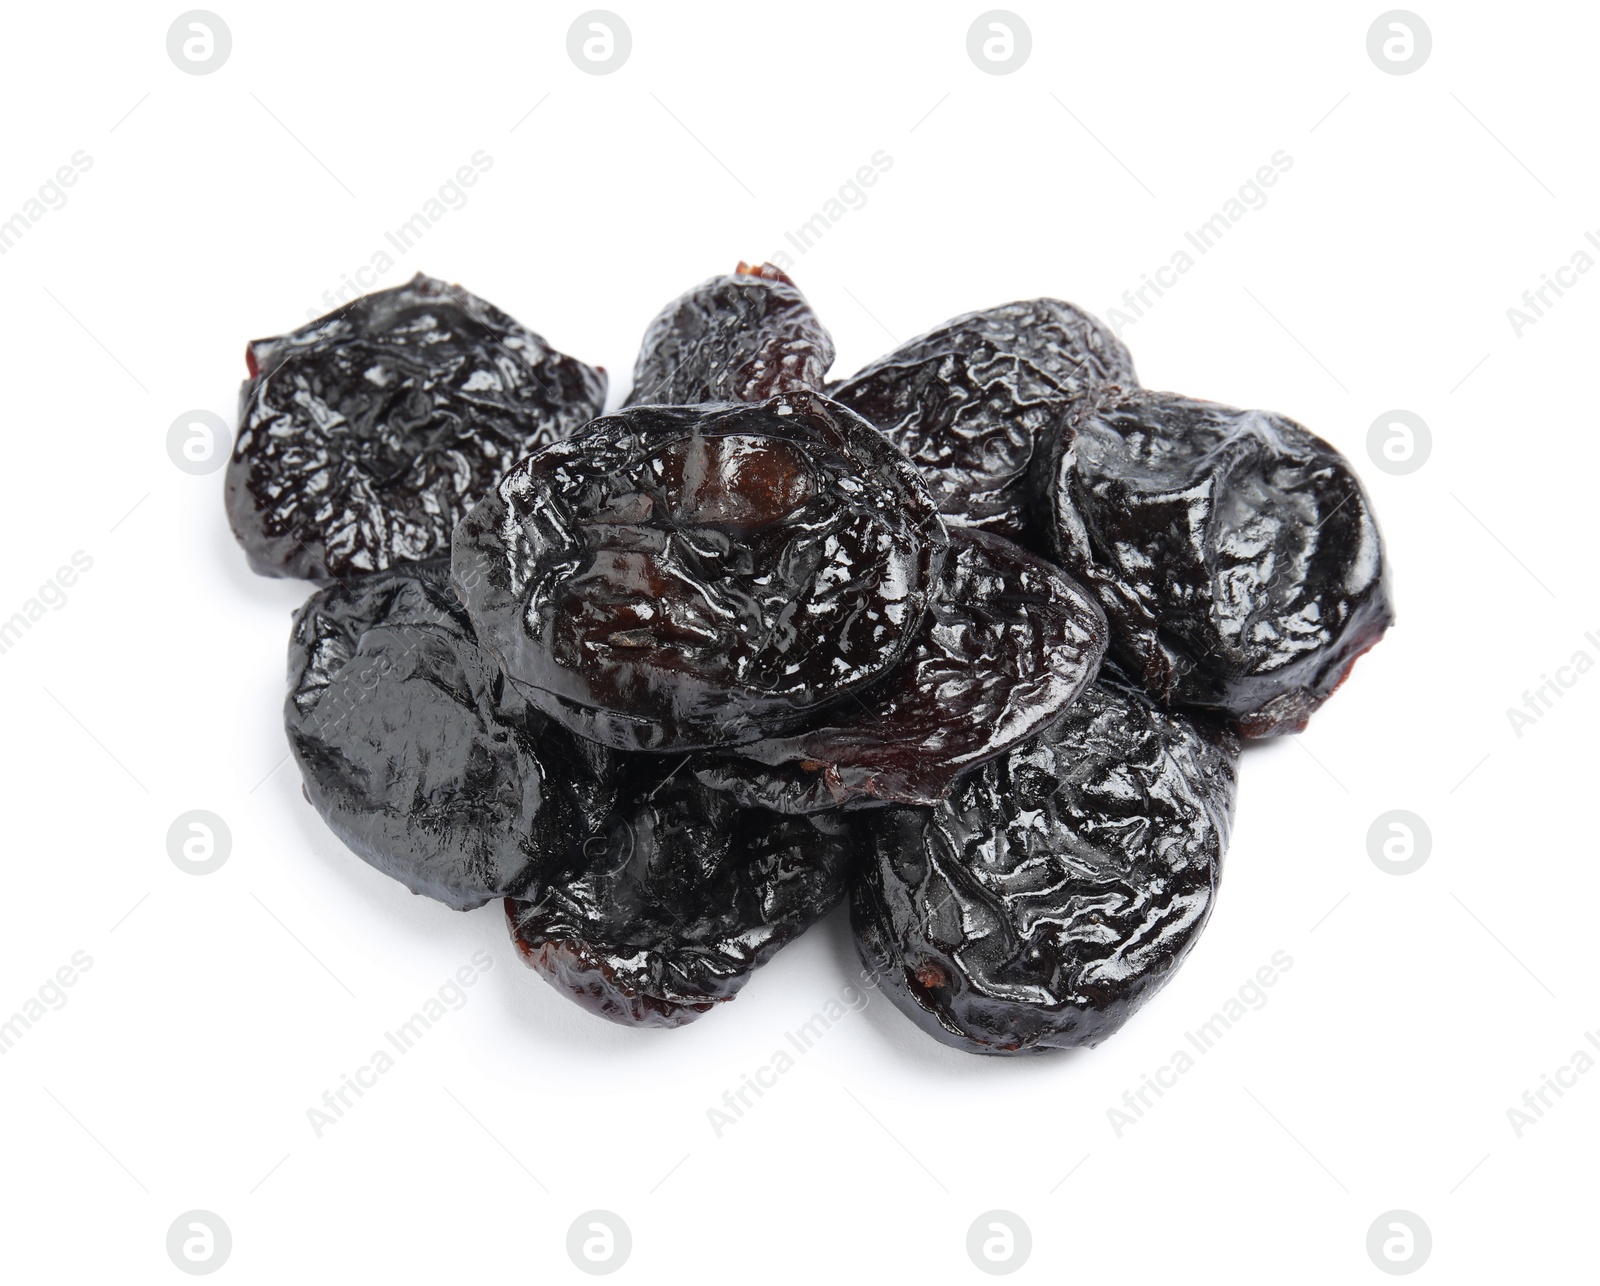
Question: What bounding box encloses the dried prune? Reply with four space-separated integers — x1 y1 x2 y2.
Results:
229 273 606 582
451 390 949 751
506 757 853 1027
1044 390 1393 737
831 298 1135 539
852 675 1239 1056
285 561 593 911
695 528 1107 812
626 262 834 406
233 257 1402 1058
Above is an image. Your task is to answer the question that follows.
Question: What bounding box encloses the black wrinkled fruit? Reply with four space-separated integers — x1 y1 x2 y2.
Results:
451 390 949 751
506 758 853 1027
695 528 1107 813
235 258 1397 1059
229 273 606 581
1045 390 1393 737
852 676 1239 1055
626 262 835 406
832 298 1135 539
285 562 586 911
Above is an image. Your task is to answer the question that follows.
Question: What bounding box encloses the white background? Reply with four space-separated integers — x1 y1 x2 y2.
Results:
1 1 1594 1280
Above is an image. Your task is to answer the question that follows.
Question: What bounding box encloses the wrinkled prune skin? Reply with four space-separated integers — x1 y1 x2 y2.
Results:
831 299 1135 539
695 529 1107 813
1045 390 1393 737
852 676 1239 1056
228 273 606 582
452 390 949 751
626 262 834 406
285 561 591 911
505 758 854 1027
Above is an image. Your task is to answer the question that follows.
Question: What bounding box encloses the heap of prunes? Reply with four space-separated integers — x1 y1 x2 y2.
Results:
230 265 1392 1054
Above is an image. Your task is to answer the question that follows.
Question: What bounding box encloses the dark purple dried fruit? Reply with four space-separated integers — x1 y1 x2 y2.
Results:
284 561 592 911
695 528 1107 813
451 391 949 751
1044 389 1393 737
852 675 1239 1055
626 262 834 406
229 273 606 582
506 758 853 1027
832 298 1135 539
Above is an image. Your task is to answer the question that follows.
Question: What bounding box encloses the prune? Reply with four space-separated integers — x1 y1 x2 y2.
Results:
831 298 1135 539
234 258 1401 1057
451 390 949 751
505 757 853 1027
228 273 606 582
1044 390 1393 737
852 675 1239 1056
695 528 1107 812
626 262 834 406
285 561 592 911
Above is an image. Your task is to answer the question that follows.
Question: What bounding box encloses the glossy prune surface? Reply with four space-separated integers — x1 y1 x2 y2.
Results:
234 259 1401 1058
228 273 606 581
1044 390 1393 737
506 758 853 1027
451 390 949 751
285 561 580 911
626 262 834 406
852 675 1239 1055
695 529 1107 813
831 298 1135 539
